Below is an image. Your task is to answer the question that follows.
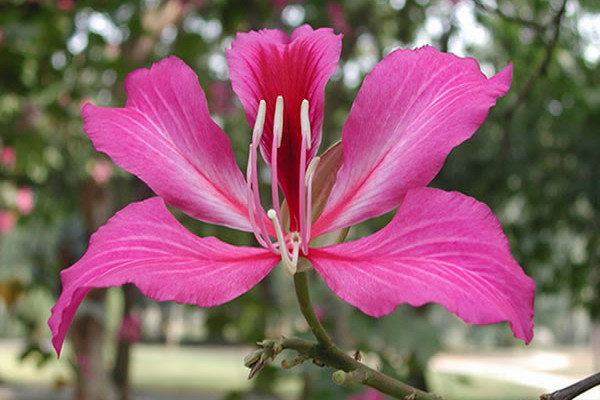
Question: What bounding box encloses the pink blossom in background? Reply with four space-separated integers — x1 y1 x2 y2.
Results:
16 187 34 215
348 389 384 400
77 354 93 381
57 0 74 11
58 93 71 109
0 146 16 169
91 160 113 184
49 25 535 355
313 305 324 322
327 2 352 36
117 313 142 343
0 210 17 234
272 0 304 9
209 82 236 115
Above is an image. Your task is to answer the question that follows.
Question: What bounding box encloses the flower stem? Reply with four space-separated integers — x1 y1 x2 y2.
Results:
291 271 442 400
293 270 333 347
278 337 442 400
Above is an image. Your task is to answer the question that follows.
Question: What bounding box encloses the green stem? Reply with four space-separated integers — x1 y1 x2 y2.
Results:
291 271 443 400
279 337 441 400
293 271 333 347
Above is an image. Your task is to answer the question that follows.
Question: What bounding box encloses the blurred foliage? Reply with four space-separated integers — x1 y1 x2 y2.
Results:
0 0 599 398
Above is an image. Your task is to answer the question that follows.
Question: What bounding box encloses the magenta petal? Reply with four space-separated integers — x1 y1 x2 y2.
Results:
83 56 253 231
48 197 279 354
308 188 534 343
226 25 341 157
226 26 341 232
313 47 512 236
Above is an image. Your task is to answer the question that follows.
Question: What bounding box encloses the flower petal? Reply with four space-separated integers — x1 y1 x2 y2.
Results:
308 188 534 343
82 56 253 231
226 25 341 157
226 26 341 227
48 197 279 354
313 47 512 236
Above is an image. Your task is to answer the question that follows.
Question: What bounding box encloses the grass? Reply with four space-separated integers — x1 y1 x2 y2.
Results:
427 371 541 400
0 340 588 399
0 340 300 397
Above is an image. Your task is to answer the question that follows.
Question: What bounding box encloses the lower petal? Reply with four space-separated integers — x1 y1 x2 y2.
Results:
48 197 279 355
308 188 535 343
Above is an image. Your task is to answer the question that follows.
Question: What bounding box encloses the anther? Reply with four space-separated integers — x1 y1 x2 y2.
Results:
300 99 311 150
274 96 284 148
252 100 266 145
305 156 320 186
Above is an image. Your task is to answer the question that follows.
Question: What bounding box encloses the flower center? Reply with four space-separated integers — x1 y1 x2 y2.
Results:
245 97 320 274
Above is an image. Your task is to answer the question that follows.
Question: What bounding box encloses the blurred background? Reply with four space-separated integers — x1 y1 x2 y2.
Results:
0 0 599 399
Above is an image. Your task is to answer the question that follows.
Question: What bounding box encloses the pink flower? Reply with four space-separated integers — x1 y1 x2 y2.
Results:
1 146 16 169
118 313 142 343
0 210 16 234
48 26 534 355
327 2 352 36
349 389 384 400
57 0 74 11
16 187 34 215
90 160 113 184
209 82 236 115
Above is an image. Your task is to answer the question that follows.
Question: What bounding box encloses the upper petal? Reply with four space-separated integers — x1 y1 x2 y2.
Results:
308 188 534 343
48 197 279 354
226 25 341 158
83 56 253 231
226 26 341 226
313 46 512 236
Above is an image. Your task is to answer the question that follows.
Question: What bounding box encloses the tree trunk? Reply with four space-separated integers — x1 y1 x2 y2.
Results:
69 179 115 400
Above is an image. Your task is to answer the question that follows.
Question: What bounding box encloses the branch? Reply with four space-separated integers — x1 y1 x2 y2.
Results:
500 0 568 155
247 336 443 400
504 0 567 118
242 271 445 400
540 372 600 400
472 0 545 30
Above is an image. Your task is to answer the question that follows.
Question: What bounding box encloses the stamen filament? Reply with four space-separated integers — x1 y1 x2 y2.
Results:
303 156 320 253
245 101 277 253
270 96 283 221
298 111 308 253
245 145 267 248
268 209 297 274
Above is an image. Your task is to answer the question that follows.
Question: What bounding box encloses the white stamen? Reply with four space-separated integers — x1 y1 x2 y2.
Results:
302 156 320 254
245 144 266 247
290 232 301 269
268 208 297 275
270 97 283 219
253 100 266 145
245 101 278 253
300 99 311 150
305 156 320 186
274 96 284 148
